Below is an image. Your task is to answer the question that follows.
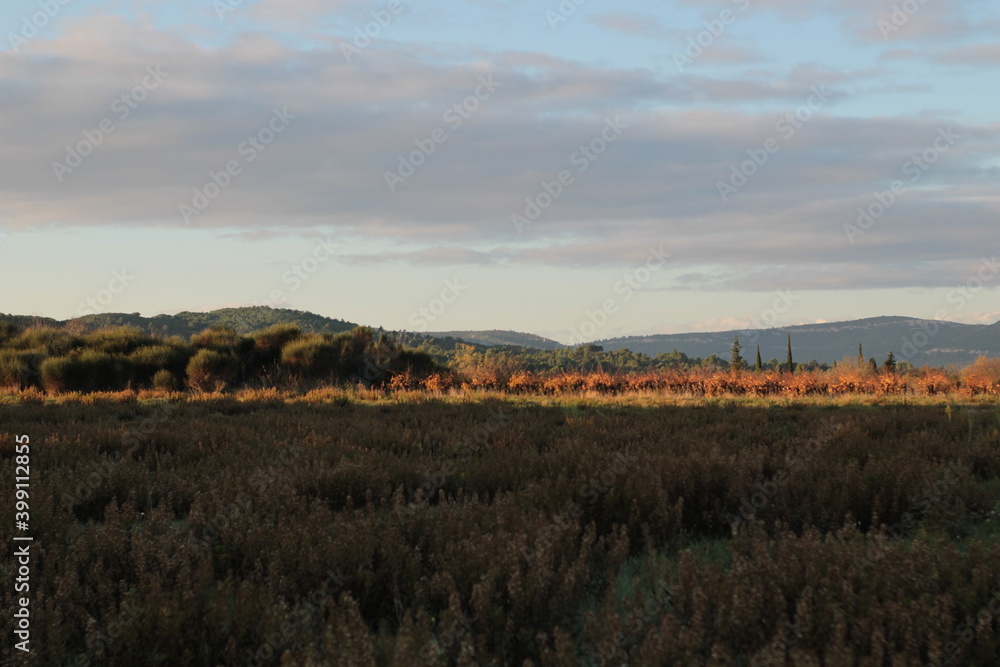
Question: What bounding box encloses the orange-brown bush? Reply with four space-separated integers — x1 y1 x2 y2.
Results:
963 356 1000 396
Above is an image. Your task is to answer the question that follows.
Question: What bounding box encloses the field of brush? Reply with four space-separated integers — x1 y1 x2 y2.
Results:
3 390 1000 666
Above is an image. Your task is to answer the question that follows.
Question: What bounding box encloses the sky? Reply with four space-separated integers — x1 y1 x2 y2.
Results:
1 0 998 344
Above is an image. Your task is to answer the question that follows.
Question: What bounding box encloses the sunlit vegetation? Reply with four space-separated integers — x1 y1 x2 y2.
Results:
0 320 998 401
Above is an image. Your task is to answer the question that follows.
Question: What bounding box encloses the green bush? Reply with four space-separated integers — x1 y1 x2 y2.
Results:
186 349 240 392
40 351 134 393
252 323 302 354
84 326 157 355
0 321 20 345
129 345 191 385
280 334 339 378
152 369 178 391
0 351 44 388
11 327 83 355
191 327 249 352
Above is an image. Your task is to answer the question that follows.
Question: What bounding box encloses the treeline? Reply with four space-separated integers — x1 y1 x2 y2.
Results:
411 342 831 376
0 323 436 393
2 321 998 396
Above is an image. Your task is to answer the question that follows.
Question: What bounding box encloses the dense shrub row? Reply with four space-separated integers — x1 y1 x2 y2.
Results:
0 324 437 393
2 397 1000 664
1 320 999 398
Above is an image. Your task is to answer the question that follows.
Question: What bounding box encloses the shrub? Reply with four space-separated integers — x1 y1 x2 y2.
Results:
962 356 1000 395
191 327 250 352
0 351 44 389
129 345 191 385
280 335 339 379
40 351 134 393
252 323 302 354
186 349 241 392
11 327 83 355
152 369 178 391
83 326 156 354
0 321 20 345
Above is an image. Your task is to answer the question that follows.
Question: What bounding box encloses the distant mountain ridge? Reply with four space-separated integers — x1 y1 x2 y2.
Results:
423 330 565 350
594 316 1000 367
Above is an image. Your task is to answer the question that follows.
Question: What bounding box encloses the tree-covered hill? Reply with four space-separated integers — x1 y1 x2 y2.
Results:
0 307 359 339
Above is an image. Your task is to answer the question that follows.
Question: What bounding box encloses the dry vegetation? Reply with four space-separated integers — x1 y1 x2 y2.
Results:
3 389 1000 665
392 357 1000 400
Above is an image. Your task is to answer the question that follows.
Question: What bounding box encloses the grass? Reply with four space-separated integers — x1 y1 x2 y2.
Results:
2 390 1000 665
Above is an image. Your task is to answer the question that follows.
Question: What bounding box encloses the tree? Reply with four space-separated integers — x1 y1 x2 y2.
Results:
786 333 794 373
857 343 865 368
883 351 896 373
869 357 878 373
755 345 763 372
730 336 746 371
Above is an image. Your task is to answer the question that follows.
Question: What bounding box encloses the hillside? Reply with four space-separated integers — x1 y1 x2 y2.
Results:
0 307 358 339
423 329 564 350
594 316 1000 367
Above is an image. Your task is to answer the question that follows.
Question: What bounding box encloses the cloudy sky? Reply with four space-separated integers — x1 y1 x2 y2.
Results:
1 0 998 343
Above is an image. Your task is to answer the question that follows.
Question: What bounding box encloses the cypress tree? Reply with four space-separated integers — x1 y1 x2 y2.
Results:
884 351 896 373
755 344 762 372
786 333 794 373
730 336 746 371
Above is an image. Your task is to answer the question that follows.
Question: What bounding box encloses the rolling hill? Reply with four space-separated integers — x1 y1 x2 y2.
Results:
0 307 358 339
423 330 564 350
593 316 1000 367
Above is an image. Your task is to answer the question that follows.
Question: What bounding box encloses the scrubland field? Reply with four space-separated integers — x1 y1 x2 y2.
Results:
3 388 1000 666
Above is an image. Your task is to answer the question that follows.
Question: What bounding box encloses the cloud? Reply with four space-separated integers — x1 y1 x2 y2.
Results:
935 43 1000 66
681 0 999 44
2 13 998 294
586 11 670 38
